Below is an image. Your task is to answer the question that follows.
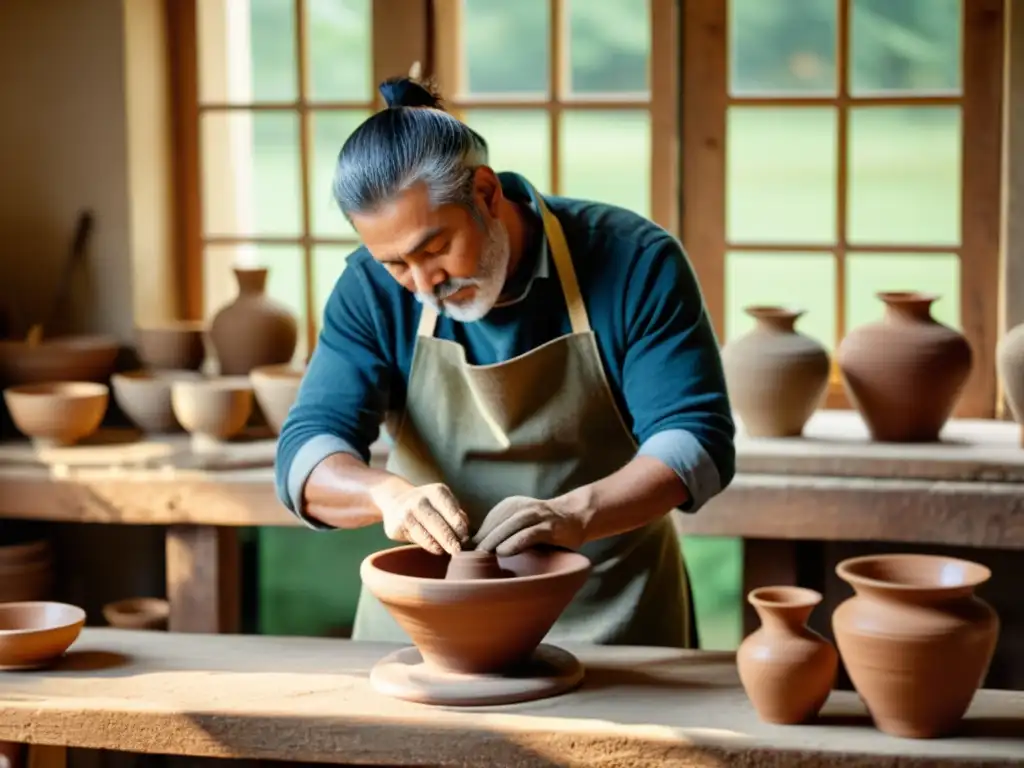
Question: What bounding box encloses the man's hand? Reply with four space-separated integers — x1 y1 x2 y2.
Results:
373 480 470 556
471 496 585 556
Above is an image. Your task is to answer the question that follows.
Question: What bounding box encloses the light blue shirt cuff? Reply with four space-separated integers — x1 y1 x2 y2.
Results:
286 434 366 530
636 429 722 513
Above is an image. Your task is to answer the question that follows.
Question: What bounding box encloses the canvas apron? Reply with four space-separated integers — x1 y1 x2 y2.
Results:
352 184 694 648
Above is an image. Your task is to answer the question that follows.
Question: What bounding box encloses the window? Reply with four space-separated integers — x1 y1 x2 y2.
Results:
682 0 1004 417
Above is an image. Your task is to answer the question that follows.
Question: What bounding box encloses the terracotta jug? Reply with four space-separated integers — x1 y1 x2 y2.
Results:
996 322 1024 445
721 306 830 437
832 554 999 739
837 292 971 442
737 586 837 724
210 267 298 376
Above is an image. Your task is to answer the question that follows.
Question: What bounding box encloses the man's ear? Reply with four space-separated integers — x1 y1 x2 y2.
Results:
472 166 503 218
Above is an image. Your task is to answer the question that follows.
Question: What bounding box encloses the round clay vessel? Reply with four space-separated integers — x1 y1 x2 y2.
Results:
737 586 837 725
135 321 206 371
722 306 830 437
210 267 298 376
102 597 169 631
832 553 999 739
0 539 50 569
112 370 202 433
445 550 505 580
361 545 591 674
0 334 119 386
0 601 85 670
171 376 253 441
837 292 972 442
3 382 108 446
996 322 1024 445
249 363 304 435
0 547 54 604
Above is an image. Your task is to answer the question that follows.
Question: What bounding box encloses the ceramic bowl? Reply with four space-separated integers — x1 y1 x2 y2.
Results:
102 597 170 631
250 364 304 435
134 322 206 371
0 335 120 386
111 370 203 433
170 376 253 440
0 601 85 670
3 382 109 446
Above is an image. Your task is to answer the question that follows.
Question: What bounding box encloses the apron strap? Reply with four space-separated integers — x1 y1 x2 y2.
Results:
417 301 439 337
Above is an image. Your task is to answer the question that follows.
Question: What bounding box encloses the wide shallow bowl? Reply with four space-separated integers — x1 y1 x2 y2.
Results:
102 597 170 631
0 335 120 385
361 545 591 675
0 601 85 670
171 376 253 440
3 382 109 446
250 364 304 434
112 370 202 433
134 322 206 371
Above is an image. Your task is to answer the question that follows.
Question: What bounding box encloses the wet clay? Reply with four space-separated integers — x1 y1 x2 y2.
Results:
832 554 999 739
444 550 506 580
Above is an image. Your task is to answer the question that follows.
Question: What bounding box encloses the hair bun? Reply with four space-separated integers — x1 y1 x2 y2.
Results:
379 77 443 109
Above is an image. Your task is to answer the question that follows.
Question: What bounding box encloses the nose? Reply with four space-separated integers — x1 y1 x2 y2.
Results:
410 263 445 295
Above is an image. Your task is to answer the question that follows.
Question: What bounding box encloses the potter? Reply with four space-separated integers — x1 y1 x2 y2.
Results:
274 76 735 648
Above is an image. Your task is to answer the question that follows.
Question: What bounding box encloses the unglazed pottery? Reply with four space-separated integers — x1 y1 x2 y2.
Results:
249 363 304 434
445 550 506 580
0 334 119 385
210 267 298 375
170 376 253 441
837 292 972 442
832 553 999 739
3 382 108 446
721 306 830 437
996 322 1024 445
102 597 169 631
737 586 837 725
0 601 85 670
112 370 202 433
0 540 53 603
135 321 206 371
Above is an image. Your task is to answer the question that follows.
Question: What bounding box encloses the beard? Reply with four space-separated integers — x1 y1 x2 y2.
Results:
415 215 511 323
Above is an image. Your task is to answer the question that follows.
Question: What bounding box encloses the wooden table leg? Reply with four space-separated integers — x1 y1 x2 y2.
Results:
25 746 64 768
165 525 240 634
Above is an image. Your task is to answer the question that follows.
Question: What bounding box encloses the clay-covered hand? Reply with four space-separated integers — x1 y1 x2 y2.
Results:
375 481 470 556
471 496 585 556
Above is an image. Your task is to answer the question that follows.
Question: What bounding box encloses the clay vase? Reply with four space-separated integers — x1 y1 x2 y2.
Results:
721 306 830 437
210 267 298 376
837 292 972 442
996 322 1024 445
737 586 837 725
832 554 999 739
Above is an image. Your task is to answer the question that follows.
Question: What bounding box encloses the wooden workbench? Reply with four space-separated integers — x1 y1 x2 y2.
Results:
1 628 1022 767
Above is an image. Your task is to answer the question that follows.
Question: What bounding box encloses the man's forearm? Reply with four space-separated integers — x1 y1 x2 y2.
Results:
553 455 689 544
302 452 412 529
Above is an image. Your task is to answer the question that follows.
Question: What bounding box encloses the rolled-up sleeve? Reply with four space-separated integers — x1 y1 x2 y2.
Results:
274 260 392 528
622 237 736 512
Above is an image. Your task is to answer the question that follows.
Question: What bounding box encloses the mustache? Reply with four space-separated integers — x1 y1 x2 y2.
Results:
434 277 480 301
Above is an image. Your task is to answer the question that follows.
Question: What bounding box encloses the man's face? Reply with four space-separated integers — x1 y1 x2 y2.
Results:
350 174 510 322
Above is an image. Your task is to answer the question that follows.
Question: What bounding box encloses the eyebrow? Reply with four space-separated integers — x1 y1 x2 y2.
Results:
379 227 445 264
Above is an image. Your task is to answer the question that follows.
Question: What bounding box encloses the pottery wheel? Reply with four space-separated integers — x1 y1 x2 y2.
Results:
370 644 584 706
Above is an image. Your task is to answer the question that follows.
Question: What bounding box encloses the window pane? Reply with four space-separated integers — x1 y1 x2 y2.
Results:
567 0 649 96
848 107 961 245
727 108 837 245
851 0 961 95
201 112 302 237
561 111 649 216
463 111 551 194
463 0 548 96
313 246 359 331
845 253 960 331
203 245 306 361
198 0 296 103
726 252 836 350
307 0 371 102
729 0 837 96
311 111 371 238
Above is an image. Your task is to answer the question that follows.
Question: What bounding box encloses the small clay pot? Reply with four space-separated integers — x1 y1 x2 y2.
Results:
170 376 253 441
445 551 505 580
0 601 85 671
996 322 1024 446
0 334 119 386
112 370 202 433
249 363 304 435
3 382 109 446
832 553 999 738
721 306 830 437
210 267 298 376
102 597 169 631
135 321 207 371
737 586 837 725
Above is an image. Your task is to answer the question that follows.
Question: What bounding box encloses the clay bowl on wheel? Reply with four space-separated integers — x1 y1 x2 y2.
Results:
102 597 169 630
3 382 109 446
170 376 253 441
360 546 591 675
0 334 120 385
111 369 203 433
250 363 304 434
0 601 86 671
134 321 206 371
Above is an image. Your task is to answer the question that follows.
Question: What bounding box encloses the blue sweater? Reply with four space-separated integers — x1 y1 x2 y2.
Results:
275 173 735 527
